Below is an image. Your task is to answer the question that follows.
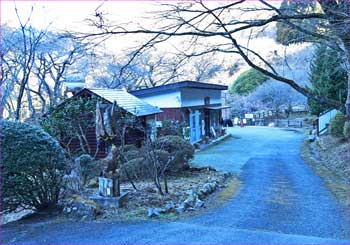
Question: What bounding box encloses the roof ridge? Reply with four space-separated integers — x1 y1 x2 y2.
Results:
89 88 125 91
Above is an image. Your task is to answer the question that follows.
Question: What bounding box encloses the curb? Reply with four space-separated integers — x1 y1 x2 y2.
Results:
195 133 232 153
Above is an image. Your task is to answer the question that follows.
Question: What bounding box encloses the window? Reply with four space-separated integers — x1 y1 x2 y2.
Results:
204 96 210 105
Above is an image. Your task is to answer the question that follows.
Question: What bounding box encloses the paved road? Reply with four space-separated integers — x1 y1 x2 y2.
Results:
2 127 350 244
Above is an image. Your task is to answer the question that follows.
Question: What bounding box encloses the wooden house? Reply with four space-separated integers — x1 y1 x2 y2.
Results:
49 88 161 158
130 81 229 144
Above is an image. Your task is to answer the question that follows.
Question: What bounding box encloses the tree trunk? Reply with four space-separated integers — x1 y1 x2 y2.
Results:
345 51 350 121
112 175 120 197
125 169 138 190
164 175 168 194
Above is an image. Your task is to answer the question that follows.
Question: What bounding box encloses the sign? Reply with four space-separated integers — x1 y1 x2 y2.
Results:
245 113 254 119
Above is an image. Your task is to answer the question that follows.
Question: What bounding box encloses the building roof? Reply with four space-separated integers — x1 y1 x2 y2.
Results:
86 88 162 117
130 81 228 96
205 105 231 110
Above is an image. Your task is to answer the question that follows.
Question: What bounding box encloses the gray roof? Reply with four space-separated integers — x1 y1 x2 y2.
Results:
88 88 161 117
130 81 228 96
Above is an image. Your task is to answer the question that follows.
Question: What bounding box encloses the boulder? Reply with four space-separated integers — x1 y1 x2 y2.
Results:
194 199 204 208
63 195 101 220
183 195 197 208
175 204 186 214
164 201 175 212
148 208 160 218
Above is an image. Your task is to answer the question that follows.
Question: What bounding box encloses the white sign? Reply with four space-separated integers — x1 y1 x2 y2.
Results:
245 113 254 119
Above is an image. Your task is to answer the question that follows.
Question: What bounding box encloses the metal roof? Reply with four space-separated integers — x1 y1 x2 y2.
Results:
88 88 162 117
130 81 228 96
205 105 231 110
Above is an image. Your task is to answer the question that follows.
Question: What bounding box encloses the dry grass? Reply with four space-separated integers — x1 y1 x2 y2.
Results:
216 178 241 203
301 137 350 207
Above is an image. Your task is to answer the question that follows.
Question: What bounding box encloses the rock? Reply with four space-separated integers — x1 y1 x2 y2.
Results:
81 215 88 221
155 208 167 214
148 208 160 218
175 204 186 214
222 171 231 178
198 189 206 199
209 182 218 190
164 201 175 212
202 183 214 194
186 189 197 196
194 199 204 208
62 195 101 219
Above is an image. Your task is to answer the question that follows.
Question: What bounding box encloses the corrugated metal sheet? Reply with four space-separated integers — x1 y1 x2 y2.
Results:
89 88 161 117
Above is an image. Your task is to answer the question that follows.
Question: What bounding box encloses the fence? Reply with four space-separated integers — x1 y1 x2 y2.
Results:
318 108 338 135
254 119 303 128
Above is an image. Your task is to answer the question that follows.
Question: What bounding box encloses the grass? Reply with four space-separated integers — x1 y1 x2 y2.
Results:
216 177 241 204
301 140 350 208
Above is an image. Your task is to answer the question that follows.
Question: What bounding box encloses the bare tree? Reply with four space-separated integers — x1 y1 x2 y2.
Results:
252 80 306 119
1 8 89 121
73 0 350 118
91 49 185 90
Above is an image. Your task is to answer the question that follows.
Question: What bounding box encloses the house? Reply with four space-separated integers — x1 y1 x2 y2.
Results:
48 88 161 158
130 81 229 144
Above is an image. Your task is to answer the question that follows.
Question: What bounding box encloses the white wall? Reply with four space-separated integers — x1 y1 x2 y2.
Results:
181 88 222 107
138 90 181 108
319 109 338 135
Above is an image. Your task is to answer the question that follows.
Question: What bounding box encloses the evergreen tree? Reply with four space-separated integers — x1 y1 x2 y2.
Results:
230 68 269 96
276 0 322 45
308 44 347 115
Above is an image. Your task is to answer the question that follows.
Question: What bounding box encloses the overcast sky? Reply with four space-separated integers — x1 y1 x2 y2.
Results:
2 1 155 30
1 1 162 52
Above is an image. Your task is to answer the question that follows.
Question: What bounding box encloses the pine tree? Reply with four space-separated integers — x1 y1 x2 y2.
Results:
308 44 347 115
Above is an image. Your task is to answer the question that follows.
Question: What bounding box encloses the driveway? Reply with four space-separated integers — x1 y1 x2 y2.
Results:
2 127 350 244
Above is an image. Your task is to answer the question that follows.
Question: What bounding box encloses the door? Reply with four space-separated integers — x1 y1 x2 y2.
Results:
189 110 201 143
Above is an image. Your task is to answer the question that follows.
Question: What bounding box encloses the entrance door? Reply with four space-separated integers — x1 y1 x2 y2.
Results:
189 110 201 143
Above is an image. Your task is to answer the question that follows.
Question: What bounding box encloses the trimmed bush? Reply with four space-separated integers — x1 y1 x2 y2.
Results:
343 121 350 140
77 154 100 185
121 157 148 180
1 120 66 212
329 112 346 138
124 150 141 161
155 135 194 171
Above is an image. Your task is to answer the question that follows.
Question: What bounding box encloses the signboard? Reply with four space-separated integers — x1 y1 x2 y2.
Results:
245 113 254 119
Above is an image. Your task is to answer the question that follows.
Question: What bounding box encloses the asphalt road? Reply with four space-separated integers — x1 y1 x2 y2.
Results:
2 127 350 244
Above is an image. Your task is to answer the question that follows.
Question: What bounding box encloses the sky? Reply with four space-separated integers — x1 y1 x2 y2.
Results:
1 1 160 52
1 1 154 31
2 0 311 88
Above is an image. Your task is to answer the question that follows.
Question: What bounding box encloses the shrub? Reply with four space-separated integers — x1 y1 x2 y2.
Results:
157 120 186 137
77 154 100 185
121 157 148 180
329 112 346 138
1 120 66 212
155 135 194 171
124 150 141 161
343 121 350 140
123 144 138 152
